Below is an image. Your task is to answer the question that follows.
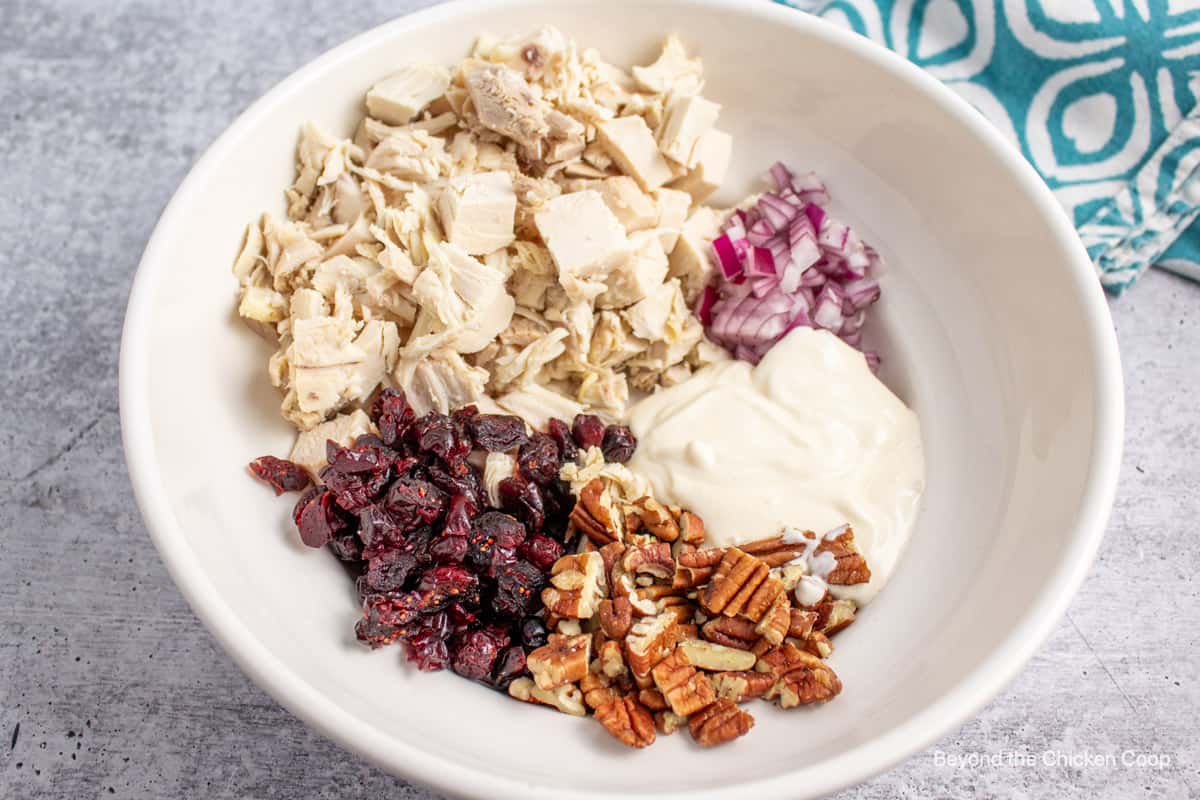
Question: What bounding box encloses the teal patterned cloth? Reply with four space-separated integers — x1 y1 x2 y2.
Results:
776 0 1200 294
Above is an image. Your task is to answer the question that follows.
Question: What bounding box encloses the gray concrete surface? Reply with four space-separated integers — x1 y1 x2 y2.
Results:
1 1 1197 798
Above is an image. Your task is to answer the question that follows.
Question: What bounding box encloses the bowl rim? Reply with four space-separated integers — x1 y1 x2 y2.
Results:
119 1 1125 797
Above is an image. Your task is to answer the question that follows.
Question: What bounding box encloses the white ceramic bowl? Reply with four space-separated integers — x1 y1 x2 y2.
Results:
120 1 1124 797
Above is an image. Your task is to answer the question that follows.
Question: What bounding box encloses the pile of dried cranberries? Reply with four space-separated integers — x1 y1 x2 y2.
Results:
249 389 636 693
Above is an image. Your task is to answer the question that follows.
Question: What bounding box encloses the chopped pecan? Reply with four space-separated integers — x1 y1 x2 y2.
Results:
638 688 669 711
542 551 607 619
623 509 644 537
678 549 724 569
597 540 626 579
651 649 716 716
581 666 618 710
624 613 678 677
757 642 842 708
788 608 819 640
738 572 786 623
597 638 627 678
571 479 623 544
699 548 771 619
655 710 688 735
815 526 871 585
754 595 792 645
816 596 857 635
672 564 714 590
622 542 676 581
509 677 587 716
675 623 699 643
595 695 657 748
627 589 658 616
700 616 760 651
656 595 693 625
679 639 757 672
775 563 806 591
635 496 679 542
598 596 634 639
800 630 833 658
688 698 754 746
678 510 707 547
528 633 591 691
710 670 776 703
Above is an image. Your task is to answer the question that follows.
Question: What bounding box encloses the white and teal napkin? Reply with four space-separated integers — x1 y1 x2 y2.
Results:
776 0 1200 294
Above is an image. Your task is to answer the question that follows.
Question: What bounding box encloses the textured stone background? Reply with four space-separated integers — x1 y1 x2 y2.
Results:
1 1 1197 798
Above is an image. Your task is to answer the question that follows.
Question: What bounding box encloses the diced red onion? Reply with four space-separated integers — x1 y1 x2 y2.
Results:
704 163 885 368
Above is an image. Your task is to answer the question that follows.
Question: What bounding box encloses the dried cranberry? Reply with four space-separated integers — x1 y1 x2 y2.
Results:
322 465 391 514
413 412 470 464
248 456 311 495
601 425 637 463
358 505 406 556
451 405 479 450
571 413 606 450
469 414 529 452
418 565 480 610
371 389 416 447
467 512 527 572
356 591 423 648
518 434 561 485
498 477 545 533
487 546 519 579
450 629 503 681
518 534 564 571
493 559 546 618
429 533 468 563
546 418 578 463
404 629 450 671
490 645 528 689
446 602 479 636
426 463 485 510
328 534 363 562
293 487 346 548
384 476 447 531
364 549 418 593
519 617 549 649
325 438 389 474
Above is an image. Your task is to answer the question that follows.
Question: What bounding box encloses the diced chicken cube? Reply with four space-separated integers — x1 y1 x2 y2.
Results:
437 171 517 255
658 94 721 168
311 255 377 299
597 176 658 233
595 116 674 191
632 35 703 95
238 286 287 323
624 279 680 342
484 451 517 507
668 129 732 203
431 242 516 353
345 320 401 404
597 231 669 309
290 288 329 321
365 64 452 125
534 190 631 279
669 206 723 303
365 130 448 182
289 317 364 369
653 188 692 253
289 409 374 479
465 63 550 152
394 348 489 415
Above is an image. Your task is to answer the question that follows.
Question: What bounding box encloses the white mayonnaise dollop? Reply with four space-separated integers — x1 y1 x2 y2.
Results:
627 328 925 605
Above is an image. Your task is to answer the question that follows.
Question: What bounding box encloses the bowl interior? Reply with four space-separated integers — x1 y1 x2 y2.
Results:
122 1 1121 798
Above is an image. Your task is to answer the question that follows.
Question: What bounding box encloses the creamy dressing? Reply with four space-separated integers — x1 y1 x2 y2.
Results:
627 328 925 605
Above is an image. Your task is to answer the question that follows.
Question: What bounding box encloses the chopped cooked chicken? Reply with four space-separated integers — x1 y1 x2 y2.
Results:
366 64 452 125
437 171 517 255
234 28 733 448
465 62 551 154
484 451 517 506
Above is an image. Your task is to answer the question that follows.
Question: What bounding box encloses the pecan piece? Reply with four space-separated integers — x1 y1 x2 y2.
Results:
699 548 771 619
700 616 760 651
622 542 676 581
688 698 754 746
635 496 679 542
637 688 669 712
541 551 607 619
595 694 657 749
672 564 715 590
508 677 587 716
528 633 591 691
597 540 626 578
651 649 716 716
815 526 871 585
710 670 776 703
754 594 792 646
597 638 627 678
757 642 842 708
581 666 618 710
679 639 757 672
816 596 857 636
624 613 678 677
655 710 687 735
598 596 634 639
677 510 707 547
571 479 623 544
800 630 833 659
788 608 819 641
